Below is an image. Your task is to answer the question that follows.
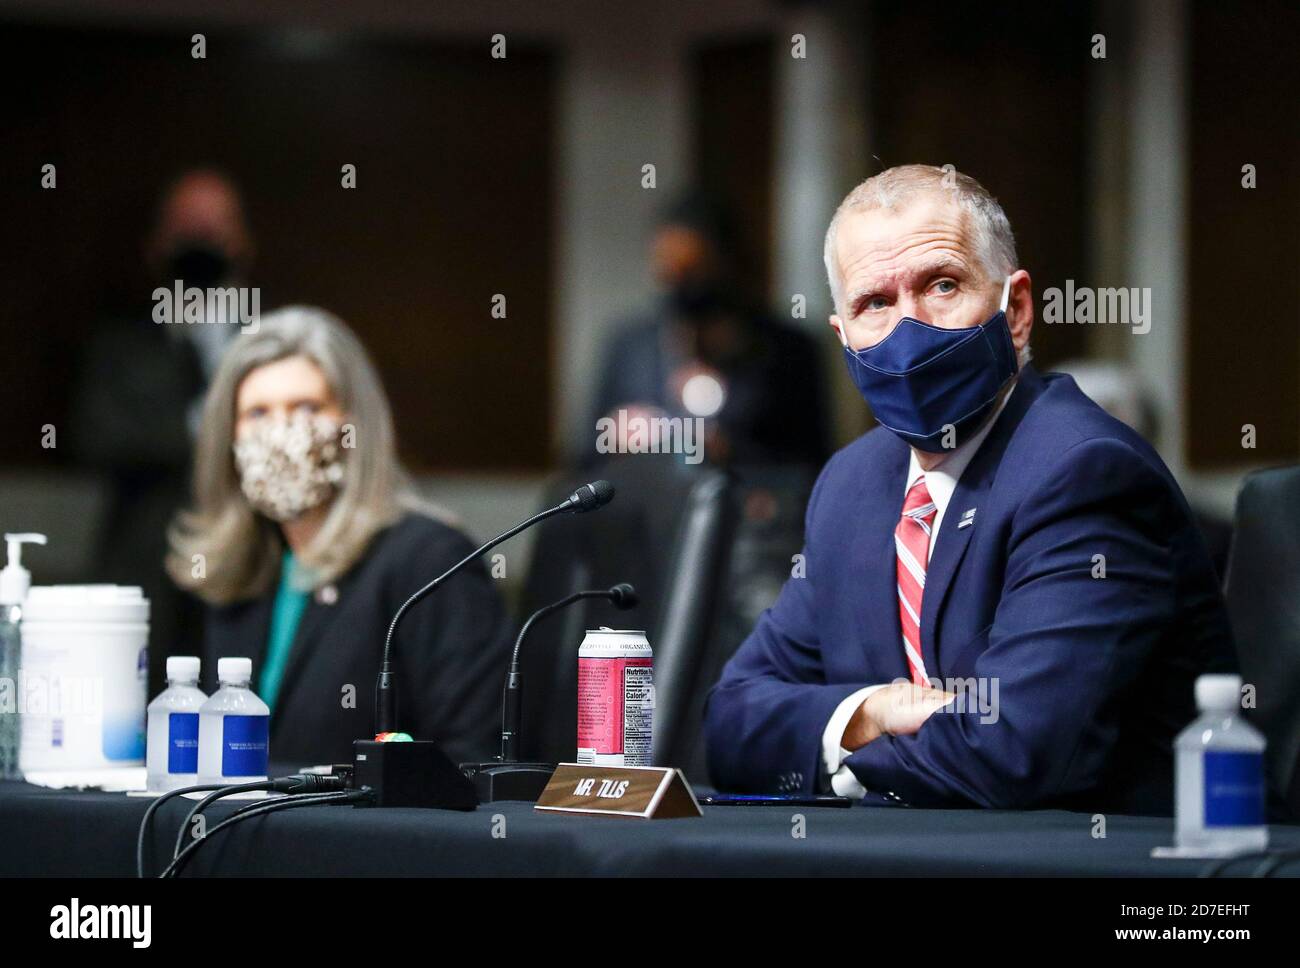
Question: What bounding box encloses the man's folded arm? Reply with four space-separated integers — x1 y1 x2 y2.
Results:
822 685 889 796
706 452 886 793
843 436 1180 808
704 563 868 793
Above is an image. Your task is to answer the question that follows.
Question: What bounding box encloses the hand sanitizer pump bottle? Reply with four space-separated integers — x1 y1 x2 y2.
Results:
0 533 47 780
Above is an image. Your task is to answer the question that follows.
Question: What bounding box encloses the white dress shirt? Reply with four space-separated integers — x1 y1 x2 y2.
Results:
820 382 1017 797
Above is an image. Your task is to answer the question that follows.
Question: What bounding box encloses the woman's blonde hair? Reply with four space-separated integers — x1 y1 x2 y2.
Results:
167 305 429 604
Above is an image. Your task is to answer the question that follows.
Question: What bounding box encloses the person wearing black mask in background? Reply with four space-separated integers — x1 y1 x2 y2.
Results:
587 191 831 468
69 168 258 696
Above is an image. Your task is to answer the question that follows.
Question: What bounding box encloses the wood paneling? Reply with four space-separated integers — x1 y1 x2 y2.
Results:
0 25 556 471
1186 0 1300 468
692 35 776 300
871 0 1092 371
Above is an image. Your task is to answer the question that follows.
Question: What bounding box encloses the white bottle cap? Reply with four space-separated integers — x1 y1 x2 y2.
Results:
0 533 47 606
166 656 201 682
1195 674 1242 712
217 657 253 685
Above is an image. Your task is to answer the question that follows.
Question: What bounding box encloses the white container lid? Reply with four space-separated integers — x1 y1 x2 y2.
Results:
1196 674 1243 712
23 585 150 624
218 657 252 684
166 656 201 681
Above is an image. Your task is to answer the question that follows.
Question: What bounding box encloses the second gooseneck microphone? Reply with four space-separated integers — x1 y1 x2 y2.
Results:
500 582 638 762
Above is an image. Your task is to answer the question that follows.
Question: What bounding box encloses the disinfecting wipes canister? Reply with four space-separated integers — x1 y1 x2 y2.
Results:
577 628 653 767
18 585 149 772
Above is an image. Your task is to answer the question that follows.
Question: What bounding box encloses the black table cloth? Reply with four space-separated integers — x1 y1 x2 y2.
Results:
5 780 1299 876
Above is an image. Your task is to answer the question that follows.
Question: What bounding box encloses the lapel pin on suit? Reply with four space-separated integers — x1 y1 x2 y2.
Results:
958 508 977 529
315 583 339 605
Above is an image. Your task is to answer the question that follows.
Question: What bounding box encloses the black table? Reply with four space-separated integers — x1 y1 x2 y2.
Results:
4 780 1299 876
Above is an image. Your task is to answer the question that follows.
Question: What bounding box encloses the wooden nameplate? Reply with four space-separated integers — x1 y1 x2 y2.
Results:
534 763 702 819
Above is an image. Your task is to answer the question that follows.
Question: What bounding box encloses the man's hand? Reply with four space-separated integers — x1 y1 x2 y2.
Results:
841 682 956 752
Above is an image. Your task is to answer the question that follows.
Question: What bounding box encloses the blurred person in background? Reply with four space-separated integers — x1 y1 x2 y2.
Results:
145 168 258 391
1054 358 1233 581
70 168 259 692
588 191 831 467
166 306 509 765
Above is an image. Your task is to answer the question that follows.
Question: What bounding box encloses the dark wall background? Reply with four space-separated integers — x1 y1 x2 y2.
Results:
1187 0 1300 468
872 0 1092 371
2 4 1295 475
693 35 776 303
0 25 556 472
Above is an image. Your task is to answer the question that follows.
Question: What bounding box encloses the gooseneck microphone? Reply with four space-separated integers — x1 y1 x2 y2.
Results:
460 581 638 802
500 582 638 762
374 479 614 736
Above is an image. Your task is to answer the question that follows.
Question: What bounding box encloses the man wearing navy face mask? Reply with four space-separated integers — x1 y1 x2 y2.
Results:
704 165 1232 814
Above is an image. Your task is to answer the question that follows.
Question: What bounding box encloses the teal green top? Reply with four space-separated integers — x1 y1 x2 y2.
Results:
259 550 311 714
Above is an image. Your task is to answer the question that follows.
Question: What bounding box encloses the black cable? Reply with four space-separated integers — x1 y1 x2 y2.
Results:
1199 852 1259 878
1253 848 1300 877
205 786 353 828
171 773 348 860
136 774 351 877
160 790 368 878
225 794 295 821
163 791 363 878
136 783 235 879
173 780 277 861
221 776 351 823
162 793 345 879
1198 847 1293 878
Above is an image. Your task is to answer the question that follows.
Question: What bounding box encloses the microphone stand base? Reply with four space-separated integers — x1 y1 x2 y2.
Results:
353 740 478 810
459 761 556 803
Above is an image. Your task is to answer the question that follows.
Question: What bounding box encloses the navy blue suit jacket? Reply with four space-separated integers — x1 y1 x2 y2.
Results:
704 366 1232 815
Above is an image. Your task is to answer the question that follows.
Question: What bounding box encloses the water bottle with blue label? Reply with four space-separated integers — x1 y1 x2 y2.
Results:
145 656 208 792
1175 673 1267 854
197 657 269 784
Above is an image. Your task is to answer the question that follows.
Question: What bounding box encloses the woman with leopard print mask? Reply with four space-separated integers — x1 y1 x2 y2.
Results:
167 306 510 767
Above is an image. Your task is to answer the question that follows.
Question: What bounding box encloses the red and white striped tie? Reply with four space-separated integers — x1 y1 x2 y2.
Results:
896 475 937 686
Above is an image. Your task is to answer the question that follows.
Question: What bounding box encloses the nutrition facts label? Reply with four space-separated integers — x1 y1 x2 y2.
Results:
577 656 653 764
622 665 654 766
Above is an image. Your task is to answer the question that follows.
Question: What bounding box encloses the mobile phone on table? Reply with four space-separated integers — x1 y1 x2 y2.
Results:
699 793 852 808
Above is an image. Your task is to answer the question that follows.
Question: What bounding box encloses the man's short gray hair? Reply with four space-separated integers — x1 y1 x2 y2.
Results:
823 165 1018 316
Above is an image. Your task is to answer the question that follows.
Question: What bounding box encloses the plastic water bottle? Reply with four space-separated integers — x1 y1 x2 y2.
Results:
197 657 269 784
1175 673 1267 854
146 656 208 792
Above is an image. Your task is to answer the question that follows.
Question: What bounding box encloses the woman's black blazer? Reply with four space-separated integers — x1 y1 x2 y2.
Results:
201 512 511 767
